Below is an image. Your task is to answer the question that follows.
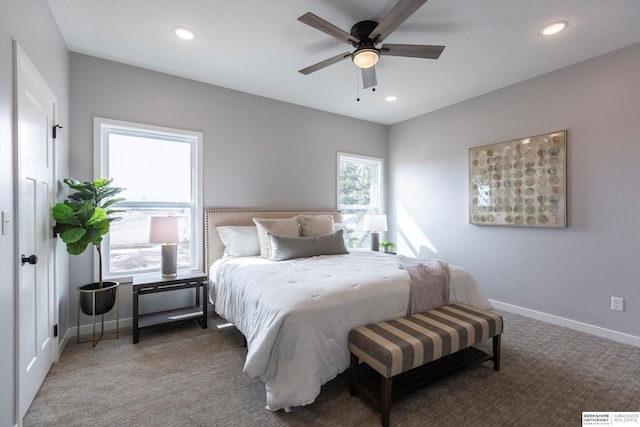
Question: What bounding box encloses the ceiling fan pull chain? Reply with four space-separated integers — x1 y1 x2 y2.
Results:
356 68 361 102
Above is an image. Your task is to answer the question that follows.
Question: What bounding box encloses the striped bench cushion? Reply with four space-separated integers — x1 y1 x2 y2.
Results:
348 303 503 378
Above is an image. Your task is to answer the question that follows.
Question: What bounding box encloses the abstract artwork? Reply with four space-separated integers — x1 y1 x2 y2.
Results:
469 130 567 227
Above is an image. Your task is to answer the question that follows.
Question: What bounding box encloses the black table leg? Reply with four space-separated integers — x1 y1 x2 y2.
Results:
133 289 139 344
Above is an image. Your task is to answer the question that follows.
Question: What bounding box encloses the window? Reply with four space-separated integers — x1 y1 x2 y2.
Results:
337 152 384 248
94 118 203 279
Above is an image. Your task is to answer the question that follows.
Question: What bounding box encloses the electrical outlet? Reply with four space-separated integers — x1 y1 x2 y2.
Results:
611 297 624 312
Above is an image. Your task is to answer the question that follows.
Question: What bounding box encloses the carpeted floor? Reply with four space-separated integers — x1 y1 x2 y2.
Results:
24 310 640 427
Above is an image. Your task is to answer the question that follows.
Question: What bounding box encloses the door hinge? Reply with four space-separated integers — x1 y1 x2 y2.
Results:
53 324 58 337
52 124 63 139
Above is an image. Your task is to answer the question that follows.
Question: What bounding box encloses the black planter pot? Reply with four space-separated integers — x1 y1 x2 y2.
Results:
77 281 119 316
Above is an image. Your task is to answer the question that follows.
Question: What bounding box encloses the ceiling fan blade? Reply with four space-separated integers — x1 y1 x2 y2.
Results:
298 12 360 45
369 0 428 43
362 66 377 89
380 44 444 59
299 52 352 75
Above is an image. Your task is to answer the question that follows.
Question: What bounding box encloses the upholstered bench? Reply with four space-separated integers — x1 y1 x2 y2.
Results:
348 303 503 427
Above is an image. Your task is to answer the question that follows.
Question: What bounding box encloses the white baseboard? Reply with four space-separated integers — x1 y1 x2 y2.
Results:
65 317 133 343
491 300 640 348
57 330 69 360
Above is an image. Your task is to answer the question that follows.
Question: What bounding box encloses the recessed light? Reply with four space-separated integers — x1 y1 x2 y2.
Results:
385 95 398 103
539 21 568 36
173 27 195 40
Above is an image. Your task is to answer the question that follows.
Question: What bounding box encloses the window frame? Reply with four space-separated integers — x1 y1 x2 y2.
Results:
336 152 385 248
93 117 204 281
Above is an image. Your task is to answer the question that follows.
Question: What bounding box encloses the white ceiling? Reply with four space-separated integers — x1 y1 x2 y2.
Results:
47 0 640 125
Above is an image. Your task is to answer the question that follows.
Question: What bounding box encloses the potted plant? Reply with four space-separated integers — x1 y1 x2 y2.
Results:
52 178 125 317
380 241 396 254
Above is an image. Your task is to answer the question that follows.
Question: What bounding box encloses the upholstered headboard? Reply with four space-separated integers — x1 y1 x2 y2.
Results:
204 209 342 270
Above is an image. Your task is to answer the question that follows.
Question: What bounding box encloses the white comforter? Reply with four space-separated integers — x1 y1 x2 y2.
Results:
209 250 492 411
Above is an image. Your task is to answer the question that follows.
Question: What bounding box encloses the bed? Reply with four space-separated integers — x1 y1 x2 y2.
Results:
205 209 493 411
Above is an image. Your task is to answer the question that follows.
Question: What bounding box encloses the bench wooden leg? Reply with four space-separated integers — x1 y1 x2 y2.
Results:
349 352 358 396
380 376 392 427
493 334 501 371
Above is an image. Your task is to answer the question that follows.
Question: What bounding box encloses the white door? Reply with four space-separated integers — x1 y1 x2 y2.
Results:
15 42 57 420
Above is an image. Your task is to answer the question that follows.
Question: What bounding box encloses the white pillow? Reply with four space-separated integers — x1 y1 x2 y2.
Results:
252 217 300 258
298 214 335 237
216 226 260 258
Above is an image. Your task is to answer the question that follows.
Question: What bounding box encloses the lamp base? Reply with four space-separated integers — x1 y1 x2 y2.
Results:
370 232 380 252
161 243 177 278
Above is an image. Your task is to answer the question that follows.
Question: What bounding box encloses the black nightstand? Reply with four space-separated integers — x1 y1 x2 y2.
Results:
132 271 208 343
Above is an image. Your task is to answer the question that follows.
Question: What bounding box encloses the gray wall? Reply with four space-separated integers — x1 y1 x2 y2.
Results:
0 0 70 424
69 52 387 325
4 3 638 421
388 43 640 339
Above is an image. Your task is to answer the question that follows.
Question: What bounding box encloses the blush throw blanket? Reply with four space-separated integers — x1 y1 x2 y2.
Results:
397 255 450 314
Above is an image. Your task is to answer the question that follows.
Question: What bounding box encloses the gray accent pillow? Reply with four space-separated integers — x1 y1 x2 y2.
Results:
267 230 349 261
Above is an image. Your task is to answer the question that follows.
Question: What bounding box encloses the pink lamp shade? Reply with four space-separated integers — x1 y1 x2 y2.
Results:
149 216 179 243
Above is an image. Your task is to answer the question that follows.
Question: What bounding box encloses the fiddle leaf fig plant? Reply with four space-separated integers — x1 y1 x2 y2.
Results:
52 178 125 287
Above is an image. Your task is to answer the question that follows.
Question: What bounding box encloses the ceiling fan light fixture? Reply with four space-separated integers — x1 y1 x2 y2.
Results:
352 48 379 69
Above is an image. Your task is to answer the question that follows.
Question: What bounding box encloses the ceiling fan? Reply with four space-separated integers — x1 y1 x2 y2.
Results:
298 0 445 89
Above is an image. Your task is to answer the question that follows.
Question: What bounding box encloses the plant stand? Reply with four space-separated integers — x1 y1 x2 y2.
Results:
77 284 120 347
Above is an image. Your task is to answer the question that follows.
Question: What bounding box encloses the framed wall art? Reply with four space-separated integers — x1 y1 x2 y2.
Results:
469 130 567 227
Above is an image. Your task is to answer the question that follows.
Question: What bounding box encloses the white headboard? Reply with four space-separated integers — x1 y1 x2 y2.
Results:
204 209 342 270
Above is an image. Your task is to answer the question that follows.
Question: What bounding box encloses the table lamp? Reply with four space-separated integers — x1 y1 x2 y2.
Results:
149 216 179 278
363 214 387 251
